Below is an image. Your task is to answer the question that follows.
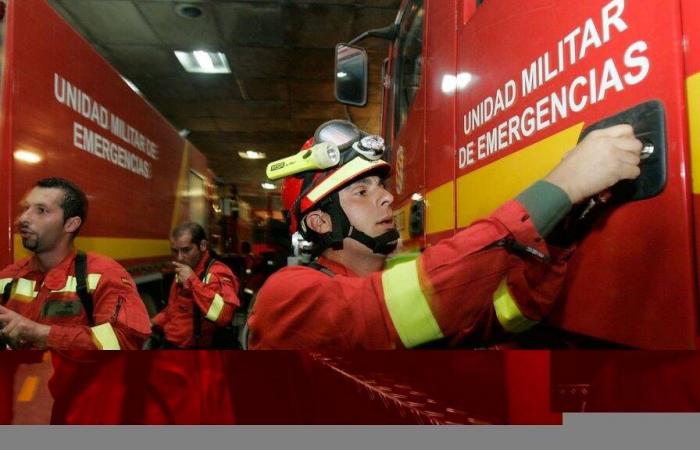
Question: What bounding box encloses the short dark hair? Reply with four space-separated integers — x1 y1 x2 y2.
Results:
35 177 88 235
172 221 207 246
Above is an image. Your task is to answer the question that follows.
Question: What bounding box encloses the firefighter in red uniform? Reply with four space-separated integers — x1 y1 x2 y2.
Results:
137 222 239 424
0 177 151 423
247 120 643 349
151 222 240 348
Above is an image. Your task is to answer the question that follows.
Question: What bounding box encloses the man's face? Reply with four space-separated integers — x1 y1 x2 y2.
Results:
170 232 204 268
338 175 395 238
17 187 68 253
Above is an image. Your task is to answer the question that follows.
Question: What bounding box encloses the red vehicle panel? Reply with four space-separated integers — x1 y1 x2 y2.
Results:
376 0 698 348
0 0 210 275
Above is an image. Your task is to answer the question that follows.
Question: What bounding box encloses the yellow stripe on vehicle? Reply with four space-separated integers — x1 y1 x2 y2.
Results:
90 323 121 350
13 234 171 262
492 278 537 333
393 201 413 242
382 260 443 348
687 73 700 193
206 293 225 321
456 123 583 228
426 182 455 234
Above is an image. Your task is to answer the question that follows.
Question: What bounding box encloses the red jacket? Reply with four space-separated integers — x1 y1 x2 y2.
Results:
0 250 150 350
248 199 571 350
0 251 151 424
153 252 240 348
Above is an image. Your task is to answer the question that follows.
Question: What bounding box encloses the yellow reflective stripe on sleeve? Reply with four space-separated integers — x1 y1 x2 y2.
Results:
382 260 443 348
492 278 538 333
204 273 212 284
0 278 13 292
205 293 225 321
54 274 103 294
90 323 121 350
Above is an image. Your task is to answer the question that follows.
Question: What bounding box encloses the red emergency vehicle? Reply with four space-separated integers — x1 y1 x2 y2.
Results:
336 0 700 349
0 0 216 312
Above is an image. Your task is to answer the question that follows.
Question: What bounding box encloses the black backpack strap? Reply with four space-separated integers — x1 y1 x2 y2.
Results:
2 281 12 306
307 260 335 277
74 251 95 326
192 257 219 347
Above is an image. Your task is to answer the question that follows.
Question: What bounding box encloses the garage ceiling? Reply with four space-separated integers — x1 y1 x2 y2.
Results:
47 0 401 210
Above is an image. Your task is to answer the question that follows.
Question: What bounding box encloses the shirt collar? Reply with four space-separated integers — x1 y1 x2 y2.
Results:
15 250 76 290
315 256 358 277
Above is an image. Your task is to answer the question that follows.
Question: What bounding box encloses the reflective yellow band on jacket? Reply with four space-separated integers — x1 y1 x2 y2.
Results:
206 294 225 321
204 273 212 284
493 278 537 333
54 274 102 294
382 260 444 348
90 323 121 350
7 278 38 303
0 278 12 293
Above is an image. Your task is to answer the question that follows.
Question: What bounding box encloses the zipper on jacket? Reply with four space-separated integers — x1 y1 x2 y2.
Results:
495 236 550 263
111 296 125 323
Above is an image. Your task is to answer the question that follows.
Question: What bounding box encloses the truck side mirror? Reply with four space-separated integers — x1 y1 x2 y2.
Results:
335 44 368 106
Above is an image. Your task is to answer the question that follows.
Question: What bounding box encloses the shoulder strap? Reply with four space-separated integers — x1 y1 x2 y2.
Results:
307 260 335 277
74 251 95 326
2 281 12 306
192 257 219 347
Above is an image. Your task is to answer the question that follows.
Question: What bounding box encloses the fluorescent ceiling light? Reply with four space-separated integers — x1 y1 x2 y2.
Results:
261 182 277 190
174 50 231 74
238 150 267 160
337 71 348 78
14 150 42 164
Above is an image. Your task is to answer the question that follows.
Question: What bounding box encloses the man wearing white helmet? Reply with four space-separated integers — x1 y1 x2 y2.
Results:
247 120 642 349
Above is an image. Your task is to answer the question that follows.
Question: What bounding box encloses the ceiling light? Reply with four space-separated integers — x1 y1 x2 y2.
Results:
14 150 42 164
261 182 277 190
174 50 231 74
238 150 266 160
337 71 348 78
175 4 203 19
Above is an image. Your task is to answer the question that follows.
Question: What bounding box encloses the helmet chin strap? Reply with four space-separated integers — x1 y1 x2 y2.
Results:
318 192 399 256
347 226 400 255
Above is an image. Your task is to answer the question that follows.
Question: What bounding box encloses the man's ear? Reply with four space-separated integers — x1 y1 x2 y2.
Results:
199 239 208 252
304 210 332 234
64 216 82 234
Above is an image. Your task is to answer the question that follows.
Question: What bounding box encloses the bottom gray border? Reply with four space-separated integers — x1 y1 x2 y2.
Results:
2 414 700 450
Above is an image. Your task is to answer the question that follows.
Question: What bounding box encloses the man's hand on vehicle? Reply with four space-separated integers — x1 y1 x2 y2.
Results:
544 124 643 204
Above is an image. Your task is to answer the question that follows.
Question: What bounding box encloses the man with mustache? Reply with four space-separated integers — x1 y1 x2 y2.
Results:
0 177 150 423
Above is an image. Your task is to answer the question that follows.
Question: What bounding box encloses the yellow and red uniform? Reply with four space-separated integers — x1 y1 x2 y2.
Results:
0 250 150 424
248 198 571 350
152 251 240 348
0 250 150 350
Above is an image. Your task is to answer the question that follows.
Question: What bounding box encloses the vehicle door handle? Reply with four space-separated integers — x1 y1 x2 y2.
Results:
578 99 668 202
